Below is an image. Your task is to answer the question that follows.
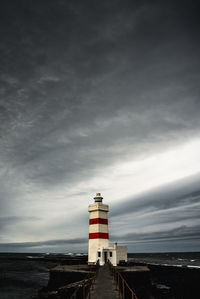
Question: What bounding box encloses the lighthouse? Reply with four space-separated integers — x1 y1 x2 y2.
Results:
88 193 127 266
88 193 109 265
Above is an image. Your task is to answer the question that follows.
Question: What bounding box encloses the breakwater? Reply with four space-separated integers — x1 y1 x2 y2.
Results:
0 253 200 298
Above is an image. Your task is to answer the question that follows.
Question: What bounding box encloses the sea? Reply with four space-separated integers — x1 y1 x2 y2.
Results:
0 252 199 299
128 251 200 269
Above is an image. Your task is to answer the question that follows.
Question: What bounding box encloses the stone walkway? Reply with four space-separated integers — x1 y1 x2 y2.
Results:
89 264 119 299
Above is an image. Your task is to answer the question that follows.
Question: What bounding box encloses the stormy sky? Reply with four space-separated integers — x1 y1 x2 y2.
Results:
0 0 200 253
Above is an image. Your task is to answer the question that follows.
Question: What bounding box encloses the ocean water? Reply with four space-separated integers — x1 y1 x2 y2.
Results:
0 252 199 299
128 252 200 268
0 253 58 299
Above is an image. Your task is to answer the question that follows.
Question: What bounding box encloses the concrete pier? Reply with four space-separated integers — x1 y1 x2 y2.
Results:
89 264 119 299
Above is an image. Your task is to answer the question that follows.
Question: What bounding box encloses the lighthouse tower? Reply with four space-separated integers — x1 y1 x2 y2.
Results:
88 193 109 265
88 193 127 266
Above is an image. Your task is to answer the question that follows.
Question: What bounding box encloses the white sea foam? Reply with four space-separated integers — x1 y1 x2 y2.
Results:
156 284 171 290
64 252 74 256
187 265 200 269
26 255 43 259
163 264 183 268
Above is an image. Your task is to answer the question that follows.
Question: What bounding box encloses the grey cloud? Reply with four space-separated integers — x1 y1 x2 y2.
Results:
1 224 198 251
0 216 40 230
138 204 200 226
111 225 200 244
110 175 200 218
0 237 87 251
0 0 200 252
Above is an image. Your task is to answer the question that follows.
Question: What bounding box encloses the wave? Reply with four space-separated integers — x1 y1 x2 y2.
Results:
26 255 44 259
187 265 200 269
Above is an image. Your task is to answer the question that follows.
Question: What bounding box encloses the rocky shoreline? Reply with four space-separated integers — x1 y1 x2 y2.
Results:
119 261 200 299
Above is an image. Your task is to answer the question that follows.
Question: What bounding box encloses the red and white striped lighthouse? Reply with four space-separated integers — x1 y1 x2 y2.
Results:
88 193 109 265
88 192 127 266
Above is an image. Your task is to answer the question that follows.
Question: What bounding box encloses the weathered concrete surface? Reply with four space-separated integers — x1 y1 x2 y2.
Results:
51 264 91 273
48 264 95 290
89 264 119 299
38 264 96 298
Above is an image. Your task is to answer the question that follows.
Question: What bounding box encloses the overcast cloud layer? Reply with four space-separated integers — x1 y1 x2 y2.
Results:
0 0 200 253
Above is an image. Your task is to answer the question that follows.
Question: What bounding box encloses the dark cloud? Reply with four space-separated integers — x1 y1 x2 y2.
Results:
0 0 200 252
0 237 87 252
2 223 199 253
110 224 200 252
111 225 200 244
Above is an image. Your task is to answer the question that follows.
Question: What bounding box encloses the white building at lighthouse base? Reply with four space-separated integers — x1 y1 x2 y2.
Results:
93 242 127 266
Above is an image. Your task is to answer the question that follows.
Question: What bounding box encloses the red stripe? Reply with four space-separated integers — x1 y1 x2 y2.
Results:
89 218 108 225
89 233 109 239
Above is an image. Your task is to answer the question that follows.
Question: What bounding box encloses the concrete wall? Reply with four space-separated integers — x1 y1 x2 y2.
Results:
88 245 127 266
116 246 127 264
88 239 109 264
95 248 117 266
90 245 127 266
107 249 117 266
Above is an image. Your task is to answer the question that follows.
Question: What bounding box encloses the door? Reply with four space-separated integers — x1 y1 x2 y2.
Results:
104 251 107 263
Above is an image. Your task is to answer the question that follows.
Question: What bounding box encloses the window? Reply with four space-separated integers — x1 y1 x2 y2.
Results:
110 252 112 257
98 252 101 257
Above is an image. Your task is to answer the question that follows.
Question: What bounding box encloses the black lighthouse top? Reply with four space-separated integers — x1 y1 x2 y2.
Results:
94 193 103 202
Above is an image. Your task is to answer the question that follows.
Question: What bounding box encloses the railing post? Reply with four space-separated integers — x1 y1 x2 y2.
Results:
122 279 125 299
115 270 118 290
118 273 120 298
83 281 85 299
